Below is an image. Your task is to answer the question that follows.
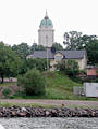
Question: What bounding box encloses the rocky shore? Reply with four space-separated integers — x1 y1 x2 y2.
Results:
0 106 98 117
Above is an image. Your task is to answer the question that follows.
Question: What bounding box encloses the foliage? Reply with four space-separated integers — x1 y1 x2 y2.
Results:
86 40 98 64
0 42 22 83
2 88 11 98
63 31 83 50
31 43 46 52
57 60 79 77
52 42 63 51
12 43 30 60
12 43 46 60
19 58 47 75
18 69 46 96
26 58 47 71
63 31 98 64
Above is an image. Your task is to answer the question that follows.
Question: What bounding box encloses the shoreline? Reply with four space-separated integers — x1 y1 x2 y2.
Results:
0 105 98 118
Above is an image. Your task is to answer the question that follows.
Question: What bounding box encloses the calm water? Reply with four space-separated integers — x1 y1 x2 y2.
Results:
0 117 98 129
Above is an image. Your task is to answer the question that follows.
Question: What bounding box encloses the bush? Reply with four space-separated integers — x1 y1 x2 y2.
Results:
2 88 11 98
57 60 79 77
18 69 46 96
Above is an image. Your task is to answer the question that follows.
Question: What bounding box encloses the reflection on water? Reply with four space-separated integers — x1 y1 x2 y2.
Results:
0 117 98 129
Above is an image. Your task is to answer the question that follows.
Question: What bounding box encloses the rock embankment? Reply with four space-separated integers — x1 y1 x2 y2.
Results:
0 106 98 117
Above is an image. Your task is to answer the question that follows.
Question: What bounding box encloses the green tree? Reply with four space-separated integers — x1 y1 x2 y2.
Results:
0 42 22 83
12 43 30 60
86 40 98 64
26 58 47 71
52 42 63 51
31 43 46 52
63 31 83 50
57 59 79 77
18 69 46 96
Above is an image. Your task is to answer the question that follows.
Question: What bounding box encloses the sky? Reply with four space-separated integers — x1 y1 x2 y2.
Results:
0 0 98 46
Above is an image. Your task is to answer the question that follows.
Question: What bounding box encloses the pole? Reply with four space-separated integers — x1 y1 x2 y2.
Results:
46 35 49 71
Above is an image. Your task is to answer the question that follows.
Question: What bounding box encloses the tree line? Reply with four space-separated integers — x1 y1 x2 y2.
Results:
1 31 98 82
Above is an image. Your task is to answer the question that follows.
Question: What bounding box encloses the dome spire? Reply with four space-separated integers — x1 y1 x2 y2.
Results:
45 9 49 19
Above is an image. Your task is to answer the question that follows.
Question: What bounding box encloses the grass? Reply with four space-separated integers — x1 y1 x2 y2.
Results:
0 102 98 109
0 101 60 109
1 71 98 101
0 82 16 86
43 71 98 100
45 71 82 99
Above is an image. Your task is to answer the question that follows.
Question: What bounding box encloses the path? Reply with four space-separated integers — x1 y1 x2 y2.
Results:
0 99 98 107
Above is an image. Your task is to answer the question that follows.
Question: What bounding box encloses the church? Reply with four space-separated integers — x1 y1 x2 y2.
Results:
27 12 87 71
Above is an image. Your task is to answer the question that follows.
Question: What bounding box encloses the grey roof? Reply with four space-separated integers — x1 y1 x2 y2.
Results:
60 51 86 59
28 51 86 59
30 51 54 59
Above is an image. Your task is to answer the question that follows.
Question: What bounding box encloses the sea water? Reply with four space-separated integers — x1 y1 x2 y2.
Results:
0 117 98 129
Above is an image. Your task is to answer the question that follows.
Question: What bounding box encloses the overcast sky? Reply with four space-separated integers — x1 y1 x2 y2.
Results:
0 0 98 46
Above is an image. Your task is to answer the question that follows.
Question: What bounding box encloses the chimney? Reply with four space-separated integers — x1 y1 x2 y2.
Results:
46 47 51 52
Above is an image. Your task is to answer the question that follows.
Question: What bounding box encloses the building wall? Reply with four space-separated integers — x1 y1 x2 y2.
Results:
75 54 87 70
50 53 87 71
50 59 58 71
50 53 63 71
38 26 54 47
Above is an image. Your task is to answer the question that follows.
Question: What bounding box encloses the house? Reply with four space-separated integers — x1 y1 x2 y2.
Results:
27 49 87 71
86 66 98 80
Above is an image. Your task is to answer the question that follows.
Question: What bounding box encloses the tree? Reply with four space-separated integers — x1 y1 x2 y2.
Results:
31 43 46 52
12 43 30 60
63 31 82 50
86 40 98 64
52 42 63 51
0 42 22 83
26 58 47 71
18 69 46 96
57 59 79 77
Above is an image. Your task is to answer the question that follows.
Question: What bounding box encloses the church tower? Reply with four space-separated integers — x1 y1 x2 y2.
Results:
38 11 54 47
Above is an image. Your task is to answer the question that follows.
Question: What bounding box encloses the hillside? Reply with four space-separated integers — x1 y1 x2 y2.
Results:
44 71 82 100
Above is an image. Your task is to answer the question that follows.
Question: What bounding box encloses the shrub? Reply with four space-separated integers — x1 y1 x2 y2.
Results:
18 69 46 96
2 88 11 98
57 60 79 77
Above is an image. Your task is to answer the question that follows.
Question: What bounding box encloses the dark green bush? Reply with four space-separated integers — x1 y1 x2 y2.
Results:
2 88 11 97
18 69 46 96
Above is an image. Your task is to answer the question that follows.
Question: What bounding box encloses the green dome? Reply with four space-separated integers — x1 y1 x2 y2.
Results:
40 19 52 26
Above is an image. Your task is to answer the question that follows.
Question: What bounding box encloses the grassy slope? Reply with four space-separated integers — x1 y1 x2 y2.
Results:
44 71 82 99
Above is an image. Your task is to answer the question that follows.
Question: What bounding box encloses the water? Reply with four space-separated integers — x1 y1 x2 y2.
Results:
0 117 98 129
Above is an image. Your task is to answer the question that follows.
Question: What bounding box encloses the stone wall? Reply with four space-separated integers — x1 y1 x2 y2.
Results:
0 85 18 98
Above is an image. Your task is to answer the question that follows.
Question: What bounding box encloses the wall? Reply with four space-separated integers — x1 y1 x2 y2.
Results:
50 53 87 71
0 85 18 98
38 25 54 47
84 83 98 97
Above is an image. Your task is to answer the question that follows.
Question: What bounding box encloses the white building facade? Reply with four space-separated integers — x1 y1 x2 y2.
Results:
38 12 54 47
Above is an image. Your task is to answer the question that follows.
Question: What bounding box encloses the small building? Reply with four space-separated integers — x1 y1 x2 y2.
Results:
27 49 87 71
73 83 98 97
84 83 98 97
86 66 98 80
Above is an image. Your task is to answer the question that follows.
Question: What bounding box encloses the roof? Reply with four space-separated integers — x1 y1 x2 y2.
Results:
60 51 86 59
87 69 98 76
40 11 53 26
27 51 86 59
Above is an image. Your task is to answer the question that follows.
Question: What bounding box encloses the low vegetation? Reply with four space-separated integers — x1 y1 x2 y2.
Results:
17 71 82 99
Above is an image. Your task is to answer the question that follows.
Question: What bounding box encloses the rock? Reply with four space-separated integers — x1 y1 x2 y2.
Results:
11 111 16 117
21 107 27 112
0 106 98 118
46 111 50 116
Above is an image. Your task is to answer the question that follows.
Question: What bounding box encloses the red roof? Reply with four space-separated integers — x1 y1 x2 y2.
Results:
87 69 98 76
